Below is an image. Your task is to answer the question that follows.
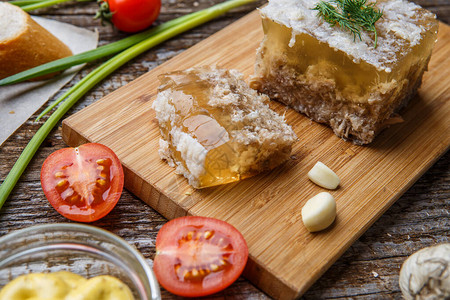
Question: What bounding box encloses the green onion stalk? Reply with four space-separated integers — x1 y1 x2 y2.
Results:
11 0 92 11
0 11 203 86
9 0 54 7
0 0 255 209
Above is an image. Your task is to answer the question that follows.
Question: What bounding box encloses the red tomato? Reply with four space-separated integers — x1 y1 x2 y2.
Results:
154 216 249 297
40 143 124 223
107 0 161 33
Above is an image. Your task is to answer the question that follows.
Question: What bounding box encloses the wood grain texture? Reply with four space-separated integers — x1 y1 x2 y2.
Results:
0 0 448 299
61 9 450 299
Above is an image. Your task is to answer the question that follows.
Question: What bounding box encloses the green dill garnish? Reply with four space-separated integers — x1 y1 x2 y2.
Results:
313 0 383 48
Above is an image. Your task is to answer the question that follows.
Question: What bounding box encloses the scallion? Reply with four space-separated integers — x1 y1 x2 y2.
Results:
0 0 255 209
17 0 90 11
10 0 53 7
0 10 203 86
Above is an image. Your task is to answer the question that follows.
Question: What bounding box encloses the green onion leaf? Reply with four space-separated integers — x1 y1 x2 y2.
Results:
10 0 51 7
10 0 91 7
19 0 75 11
0 10 202 86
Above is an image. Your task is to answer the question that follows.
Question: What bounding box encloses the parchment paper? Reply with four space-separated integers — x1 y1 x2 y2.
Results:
0 17 98 146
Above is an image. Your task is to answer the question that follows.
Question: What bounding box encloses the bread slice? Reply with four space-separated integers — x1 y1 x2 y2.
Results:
0 2 73 80
250 0 438 144
152 66 297 188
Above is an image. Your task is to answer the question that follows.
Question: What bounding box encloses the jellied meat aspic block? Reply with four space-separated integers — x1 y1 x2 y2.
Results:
152 66 297 188
250 0 438 144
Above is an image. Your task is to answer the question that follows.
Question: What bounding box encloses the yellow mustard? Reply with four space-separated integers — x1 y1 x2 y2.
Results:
0 271 134 300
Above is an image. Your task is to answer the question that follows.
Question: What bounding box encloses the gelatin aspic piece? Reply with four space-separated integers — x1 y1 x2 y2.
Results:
152 66 297 188
250 0 438 144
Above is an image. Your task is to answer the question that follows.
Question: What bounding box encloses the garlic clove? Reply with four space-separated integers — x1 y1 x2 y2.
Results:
301 192 336 232
307 161 340 189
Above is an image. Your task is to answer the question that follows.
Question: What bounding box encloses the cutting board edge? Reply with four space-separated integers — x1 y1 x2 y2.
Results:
62 120 90 147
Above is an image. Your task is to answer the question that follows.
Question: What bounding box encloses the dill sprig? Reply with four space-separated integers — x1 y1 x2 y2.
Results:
313 0 383 48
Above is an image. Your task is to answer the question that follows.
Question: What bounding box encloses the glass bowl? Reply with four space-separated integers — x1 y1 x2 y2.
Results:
0 223 160 300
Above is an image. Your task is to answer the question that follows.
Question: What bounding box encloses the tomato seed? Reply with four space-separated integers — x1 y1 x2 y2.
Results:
96 159 106 164
69 194 81 204
97 179 107 186
54 172 65 178
210 264 219 271
204 230 214 239
57 179 67 187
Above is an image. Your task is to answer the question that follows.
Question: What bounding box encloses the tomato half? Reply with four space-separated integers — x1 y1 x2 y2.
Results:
107 0 161 33
40 143 124 223
154 216 249 297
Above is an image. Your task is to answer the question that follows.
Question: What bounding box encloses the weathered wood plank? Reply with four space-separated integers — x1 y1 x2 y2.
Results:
0 0 448 299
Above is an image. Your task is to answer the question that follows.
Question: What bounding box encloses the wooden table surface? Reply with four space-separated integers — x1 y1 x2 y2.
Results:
0 0 448 299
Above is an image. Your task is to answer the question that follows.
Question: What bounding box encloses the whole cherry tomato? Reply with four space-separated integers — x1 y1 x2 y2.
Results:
107 0 161 33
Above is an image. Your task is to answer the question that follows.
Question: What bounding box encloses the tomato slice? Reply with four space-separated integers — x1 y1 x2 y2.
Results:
154 216 248 297
40 143 124 222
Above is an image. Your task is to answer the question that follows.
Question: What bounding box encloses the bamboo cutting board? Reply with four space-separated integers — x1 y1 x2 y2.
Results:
62 10 450 299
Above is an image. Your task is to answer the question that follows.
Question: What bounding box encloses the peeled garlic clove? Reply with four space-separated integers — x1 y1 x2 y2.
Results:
301 192 336 232
307 161 340 189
